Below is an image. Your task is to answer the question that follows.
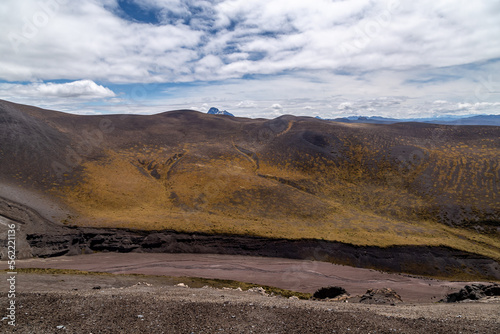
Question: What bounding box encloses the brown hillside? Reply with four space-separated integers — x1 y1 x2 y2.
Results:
0 99 499 263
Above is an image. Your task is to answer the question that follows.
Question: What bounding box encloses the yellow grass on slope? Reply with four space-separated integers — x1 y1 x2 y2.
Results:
58 150 500 263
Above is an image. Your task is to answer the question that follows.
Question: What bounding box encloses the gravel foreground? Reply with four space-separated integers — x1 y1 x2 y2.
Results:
1 274 499 333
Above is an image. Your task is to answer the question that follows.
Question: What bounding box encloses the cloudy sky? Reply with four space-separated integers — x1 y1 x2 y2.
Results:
1 0 500 118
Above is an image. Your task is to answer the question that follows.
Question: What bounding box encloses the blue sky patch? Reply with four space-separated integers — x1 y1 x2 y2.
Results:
117 0 160 24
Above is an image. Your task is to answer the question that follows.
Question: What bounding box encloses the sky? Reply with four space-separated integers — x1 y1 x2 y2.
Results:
1 0 500 119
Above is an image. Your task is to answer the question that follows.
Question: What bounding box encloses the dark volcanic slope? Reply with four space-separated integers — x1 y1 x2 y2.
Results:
1 99 500 277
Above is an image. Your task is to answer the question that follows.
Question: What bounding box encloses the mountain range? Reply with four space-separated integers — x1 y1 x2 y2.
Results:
316 114 500 126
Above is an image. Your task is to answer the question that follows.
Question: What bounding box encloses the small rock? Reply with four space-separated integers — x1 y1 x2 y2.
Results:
176 283 188 288
359 288 403 304
248 287 268 296
136 282 152 286
56 325 65 329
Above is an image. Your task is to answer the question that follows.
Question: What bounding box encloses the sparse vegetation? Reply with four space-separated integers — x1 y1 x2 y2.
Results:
52 121 500 264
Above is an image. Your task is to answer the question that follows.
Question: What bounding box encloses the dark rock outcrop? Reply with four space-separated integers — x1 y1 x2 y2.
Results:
442 284 500 302
313 286 348 299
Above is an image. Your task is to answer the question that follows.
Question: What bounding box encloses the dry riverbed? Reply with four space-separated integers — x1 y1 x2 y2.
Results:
12 253 497 303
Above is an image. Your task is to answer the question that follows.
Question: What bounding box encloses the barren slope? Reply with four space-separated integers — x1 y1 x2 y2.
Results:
1 99 499 277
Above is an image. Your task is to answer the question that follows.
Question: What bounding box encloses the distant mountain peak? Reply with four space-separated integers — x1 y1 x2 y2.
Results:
207 107 234 117
315 114 500 126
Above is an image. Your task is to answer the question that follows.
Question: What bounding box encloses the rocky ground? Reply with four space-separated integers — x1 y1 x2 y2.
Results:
1 273 499 333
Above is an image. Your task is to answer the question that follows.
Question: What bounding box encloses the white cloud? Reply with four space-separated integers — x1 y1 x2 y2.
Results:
236 100 257 108
338 102 353 110
200 103 209 111
2 0 500 84
0 0 201 83
0 80 115 99
37 80 115 98
456 101 500 112
0 0 499 118
271 103 283 110
0 80 116 113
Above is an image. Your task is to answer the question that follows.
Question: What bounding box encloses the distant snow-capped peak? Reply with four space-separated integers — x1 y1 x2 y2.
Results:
207 107 234 116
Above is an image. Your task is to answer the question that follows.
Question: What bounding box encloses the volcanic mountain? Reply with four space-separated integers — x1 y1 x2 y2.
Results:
1 99 499 279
